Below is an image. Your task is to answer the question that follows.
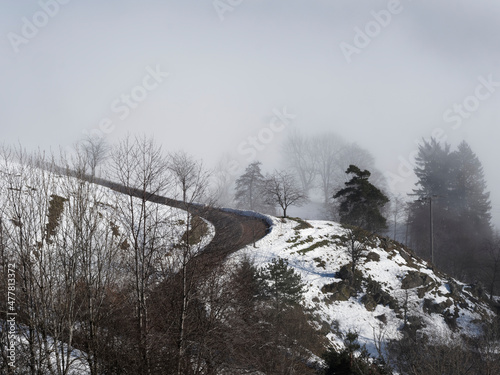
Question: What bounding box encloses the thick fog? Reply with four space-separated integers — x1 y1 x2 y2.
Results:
2 0 500 225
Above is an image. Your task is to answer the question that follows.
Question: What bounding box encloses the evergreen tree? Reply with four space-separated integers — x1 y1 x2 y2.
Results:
253 258 323 373
257 258 305 312
333 165 389 233
234 161 267 212
412 138 452 199
409 138 492 279
409 138 453 264
448 141 492 276
450 141 491 236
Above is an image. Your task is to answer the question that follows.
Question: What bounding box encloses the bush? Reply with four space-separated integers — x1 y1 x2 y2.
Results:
322 331 391 375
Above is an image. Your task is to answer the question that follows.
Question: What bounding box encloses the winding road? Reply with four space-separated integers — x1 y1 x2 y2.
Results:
90 176 271 259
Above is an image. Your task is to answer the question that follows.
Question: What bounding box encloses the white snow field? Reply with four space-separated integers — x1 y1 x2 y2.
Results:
233 215 496 356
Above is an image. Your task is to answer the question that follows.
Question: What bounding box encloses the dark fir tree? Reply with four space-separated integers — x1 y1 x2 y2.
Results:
408 138 453 263
234 161 267 212
449 141 491 236
409 138 492 280
412 138 452 200
333 165 389 233
257 258 305 313
448 141 492 277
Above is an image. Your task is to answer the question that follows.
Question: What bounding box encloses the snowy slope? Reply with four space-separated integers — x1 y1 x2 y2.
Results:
0 160 215 374
1 157 496 371
0 160 215 263
233 216 496 356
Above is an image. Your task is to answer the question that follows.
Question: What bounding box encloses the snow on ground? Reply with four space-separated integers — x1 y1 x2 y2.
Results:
0 157 495 370
0 159 215 374
233 216 496 356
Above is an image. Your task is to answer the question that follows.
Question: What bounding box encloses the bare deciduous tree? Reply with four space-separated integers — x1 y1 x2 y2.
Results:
59 152 125 375
388 194 408 241
283 131 388 212
168 150 212 375
210 154 237 208
340 226 371 277
111 135 170 374
78 135 110 177
282 129 317 195
168 151 210 207
311 132 346 204
263 170 308 218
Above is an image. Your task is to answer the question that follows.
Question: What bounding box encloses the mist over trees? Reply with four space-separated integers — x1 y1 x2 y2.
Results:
282 130 387 207
215 130 388 221
408 138 493 283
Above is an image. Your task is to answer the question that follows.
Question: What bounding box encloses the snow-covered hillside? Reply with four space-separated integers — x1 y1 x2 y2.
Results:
1 156 497 373
0 159 215 374
234 215 496 356
0 160 215 260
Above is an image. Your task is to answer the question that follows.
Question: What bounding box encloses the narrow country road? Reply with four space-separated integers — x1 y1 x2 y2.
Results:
91 176 271 259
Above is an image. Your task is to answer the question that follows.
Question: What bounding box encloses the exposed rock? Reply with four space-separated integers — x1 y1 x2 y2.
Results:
403 315 426 337
321 282 337 294
423 299 440 314
417 282 436 298
447 280 463 297
321 281 353 301
444 309 459 330
399 250 411 263
423 298 453 315
366 251 380 262
337 265 353 282
402 271 432 289
335 282 353 301
467 282 488 300
362 294 377 311
375 314 387 324
364 279 399 310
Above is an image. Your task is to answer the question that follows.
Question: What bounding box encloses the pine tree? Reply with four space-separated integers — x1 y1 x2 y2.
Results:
234 162 267 212
450 141 491 237
409 139 492 279
333 165 389 233
412 138 452 199
253 258 323 373
257 258 305 312
409 138 453 264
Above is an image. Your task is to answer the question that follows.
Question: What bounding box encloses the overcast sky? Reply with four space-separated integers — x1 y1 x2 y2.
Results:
2 0 500 224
